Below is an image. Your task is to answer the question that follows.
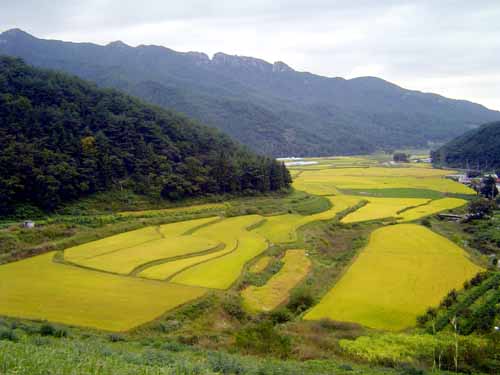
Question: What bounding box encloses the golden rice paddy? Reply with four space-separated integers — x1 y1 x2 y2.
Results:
398 198 467 222
304 224 482 330
293 166 475 196
0 252 205 331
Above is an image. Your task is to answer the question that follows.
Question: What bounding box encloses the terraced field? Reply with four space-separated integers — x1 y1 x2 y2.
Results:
139 215 267 289
255 195 363 243
0 156 478 332
242 250 311 312
65 217 220 274
293 166 475 196
304 224 482 330
0 252 206 331
341 196 429 223
398 198 467 222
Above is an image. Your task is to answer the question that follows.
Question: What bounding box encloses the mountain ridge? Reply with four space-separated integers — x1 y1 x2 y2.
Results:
432 121 500 171
1 28 499 156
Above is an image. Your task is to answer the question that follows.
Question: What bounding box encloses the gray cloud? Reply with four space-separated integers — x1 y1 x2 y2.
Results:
1 0 499 109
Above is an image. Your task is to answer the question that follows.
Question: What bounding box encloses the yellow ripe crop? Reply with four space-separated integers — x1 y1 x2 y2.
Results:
158 217 220 236
255 195 363 243
0 252 205 332
64 226 162 262
304 224 482 330
140 215 266 287
341 197 429 223
171 231 267 289
292 166 475 196
249 256 272 273
65 217 221 275
398 198 467 222
138 243 235 280
73 236 220 275
242 250 311 312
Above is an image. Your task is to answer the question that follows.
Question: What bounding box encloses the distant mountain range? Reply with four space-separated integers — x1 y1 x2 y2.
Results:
1 28 499 156
432 121 500 171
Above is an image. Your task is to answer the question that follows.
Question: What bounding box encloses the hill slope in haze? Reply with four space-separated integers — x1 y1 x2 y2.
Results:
0 57 291 214
432 121 500 170
1 29 499 156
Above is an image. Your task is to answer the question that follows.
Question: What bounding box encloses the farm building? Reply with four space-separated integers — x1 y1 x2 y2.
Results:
23 220 35 229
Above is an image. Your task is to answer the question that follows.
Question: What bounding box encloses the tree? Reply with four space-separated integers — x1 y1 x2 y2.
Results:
393 152 409 162
468 198 495 218
480 176 498 199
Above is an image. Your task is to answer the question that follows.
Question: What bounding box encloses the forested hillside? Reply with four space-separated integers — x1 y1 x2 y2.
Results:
1 29 499 156
432 121 500 170
0 57 290 215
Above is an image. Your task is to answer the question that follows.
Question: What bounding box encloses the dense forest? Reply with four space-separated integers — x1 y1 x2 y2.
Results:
432 121 500 171
0 57 291 215
1 29 499 156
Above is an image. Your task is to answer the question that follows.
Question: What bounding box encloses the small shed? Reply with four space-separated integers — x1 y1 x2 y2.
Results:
23 220 35 229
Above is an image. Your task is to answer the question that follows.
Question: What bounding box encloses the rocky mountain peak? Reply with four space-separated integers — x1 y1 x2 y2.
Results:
272 61 294 73
212 52 272 72
107 40 130 49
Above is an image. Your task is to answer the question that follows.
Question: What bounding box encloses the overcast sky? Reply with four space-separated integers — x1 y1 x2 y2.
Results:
2 0 500 110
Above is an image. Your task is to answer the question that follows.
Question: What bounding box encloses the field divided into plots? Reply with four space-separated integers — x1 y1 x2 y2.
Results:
0 157 478 332
0 252 206 331
293 166 475 196
255 195 363 243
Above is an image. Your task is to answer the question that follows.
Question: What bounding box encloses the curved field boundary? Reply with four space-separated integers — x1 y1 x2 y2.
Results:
304 224 483 330
62 217 222 275
0 252 206 332
139 215 266 285
397 197 467 222
242 250 311 312
341 197 430 224
137 240 238 281
171 232 268 289
129 242 225 276
254 195 364 243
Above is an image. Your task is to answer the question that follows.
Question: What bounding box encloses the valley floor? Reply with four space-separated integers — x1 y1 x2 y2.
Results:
1 153 498 374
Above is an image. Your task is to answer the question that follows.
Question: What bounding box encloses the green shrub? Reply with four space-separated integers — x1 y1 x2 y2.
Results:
420 218 431 228
222 294 247 321
108 333 125 342
39 323 67 337
0 327 17 341
269 308 293 324
287 287 315 313
235 321 292 358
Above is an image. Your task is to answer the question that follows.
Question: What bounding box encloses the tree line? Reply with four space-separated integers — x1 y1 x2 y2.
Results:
0 57 291 215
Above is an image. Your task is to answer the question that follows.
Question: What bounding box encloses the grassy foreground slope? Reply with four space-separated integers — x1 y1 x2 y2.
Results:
304 224 482 330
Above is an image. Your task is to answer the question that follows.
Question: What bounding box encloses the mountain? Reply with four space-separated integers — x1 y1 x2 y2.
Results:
1 28 499 156
0 56 291 214
432 121 500 171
